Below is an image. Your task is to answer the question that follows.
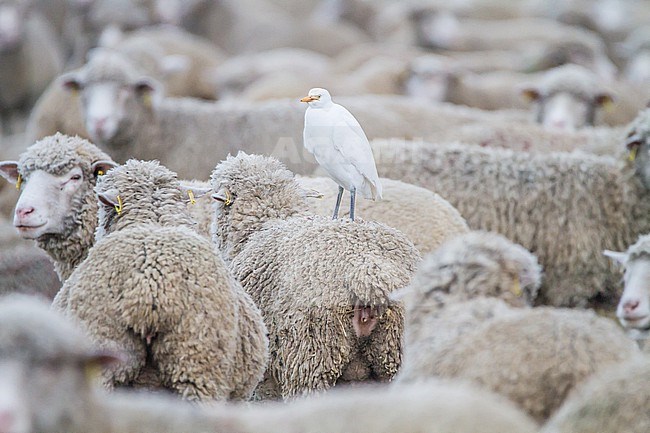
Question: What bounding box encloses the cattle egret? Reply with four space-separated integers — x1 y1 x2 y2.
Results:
301 87 382 221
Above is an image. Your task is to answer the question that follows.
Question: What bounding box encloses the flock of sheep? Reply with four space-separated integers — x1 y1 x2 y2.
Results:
1 0 650 432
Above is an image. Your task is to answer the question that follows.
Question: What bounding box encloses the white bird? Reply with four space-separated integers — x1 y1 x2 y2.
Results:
301 87 382 221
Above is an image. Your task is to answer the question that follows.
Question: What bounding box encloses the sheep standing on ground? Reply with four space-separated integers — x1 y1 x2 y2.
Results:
0 294 239 433
542 356 650 433
54 159 268 401
299 176 468 254
0 133 117 281
603 234 650 346
394 231 541 382
210 153 420 399
372 108 650 308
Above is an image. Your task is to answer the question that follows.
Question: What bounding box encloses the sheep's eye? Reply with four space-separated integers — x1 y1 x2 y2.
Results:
70 174 81 181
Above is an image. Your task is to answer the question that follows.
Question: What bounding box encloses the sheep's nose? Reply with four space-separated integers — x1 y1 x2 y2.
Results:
623 299 640 315
15 206 34 218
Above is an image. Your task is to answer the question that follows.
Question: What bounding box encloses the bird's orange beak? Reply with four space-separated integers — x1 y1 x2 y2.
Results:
300 96 316 103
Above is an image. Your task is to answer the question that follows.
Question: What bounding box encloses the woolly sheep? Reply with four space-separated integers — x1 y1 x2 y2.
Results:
40 48 531 178
212 379 539 433
0 133 117 281
298 176 468 254
0 294 240 433
603 234 650 345
519 64 615 131
0 0 64 134
371 108 650 308
423 307 639 423
53 159 268 401
394 231 541 382
542 356 650 433
210 153 420 399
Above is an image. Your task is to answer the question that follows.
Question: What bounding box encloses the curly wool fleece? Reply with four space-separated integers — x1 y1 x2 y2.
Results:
210 153 421 399
54 159 268 401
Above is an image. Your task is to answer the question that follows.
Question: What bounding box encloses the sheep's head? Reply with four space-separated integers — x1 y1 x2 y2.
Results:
623 108 650 189
403 54 460 103
94 159 198 240
209 152 313 260
0 133 115 242
0 295 121 433
520 64 614 132
59 48 162 147
396 231 542 311
604 235 650 331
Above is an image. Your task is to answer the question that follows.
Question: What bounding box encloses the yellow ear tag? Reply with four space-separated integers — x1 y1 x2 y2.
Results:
629 146 639 162
224 190 232 206
97 170 104 176
15 174 21 190
603 99 615 113
511 278 523 297
188 189 196 205
142 93 152 108
114 195 123 215
84 362 102 382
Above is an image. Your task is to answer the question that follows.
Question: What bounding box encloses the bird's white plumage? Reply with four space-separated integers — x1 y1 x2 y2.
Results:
302 88 382 200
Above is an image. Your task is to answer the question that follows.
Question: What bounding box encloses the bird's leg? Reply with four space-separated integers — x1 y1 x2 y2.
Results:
332 186 344 220
350 187 356 221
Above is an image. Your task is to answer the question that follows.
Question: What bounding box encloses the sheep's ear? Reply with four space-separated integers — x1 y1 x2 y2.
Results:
212 188 234 206
519 86 540 102
160 54 191 77
85 349 125 367
91 160 118 178
59 71 84 93
595 92 615 111
179 184 212 204
133 77 163 109
0 161 19 184
603 249 628 266
97 189 120 207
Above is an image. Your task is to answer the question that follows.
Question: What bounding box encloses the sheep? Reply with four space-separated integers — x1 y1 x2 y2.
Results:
298 176 468 254
53 158 268 401
394 231 541 382
0 294 242 433
370 108 650 309
38 47 531 178
26 29 225 146
209 152 420 399
619 25 650 84
420 307 639 424
519 64 615 131
542 356 650 433
0 133 117 281
0 0 64 134
602 234 650 346
212 379 540 433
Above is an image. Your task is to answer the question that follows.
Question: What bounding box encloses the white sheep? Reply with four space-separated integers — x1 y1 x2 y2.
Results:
298 176 468 254
603 234 650 346
53 159 268 401
0 133 117 281
542 356 650 433
210 152 420 399
371 108 650 308
212 379 540 433
0 294 244 433
394 230 541 383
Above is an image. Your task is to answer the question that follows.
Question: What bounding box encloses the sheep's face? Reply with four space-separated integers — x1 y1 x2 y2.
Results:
0 1 28 53
606 249 650 330
404 57 454 103
60 66 161 147
625 124 650 190
523 90 610 132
